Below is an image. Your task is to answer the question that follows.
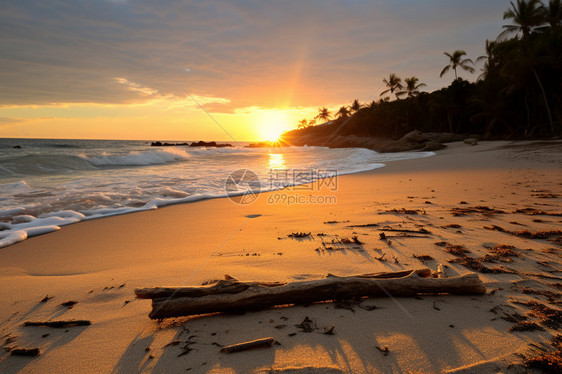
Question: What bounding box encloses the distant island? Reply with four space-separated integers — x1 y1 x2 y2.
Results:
151 141 232 147
278 0 561 152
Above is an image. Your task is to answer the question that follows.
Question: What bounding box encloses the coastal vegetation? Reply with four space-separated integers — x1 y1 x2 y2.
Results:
285 0 561 145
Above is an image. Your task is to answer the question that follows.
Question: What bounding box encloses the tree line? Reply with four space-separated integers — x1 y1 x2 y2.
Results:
293 0 561 139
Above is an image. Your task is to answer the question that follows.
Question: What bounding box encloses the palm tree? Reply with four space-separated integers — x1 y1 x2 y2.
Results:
440 50 475 80
317 107 331 122
308 119 316 126
542 0 562 29
500 37 555 134
476 40 496 81
297 119 308 129
500 0 545 39
400 77 427 98
380 73 403 100
335 106 351 119
350 99 362 113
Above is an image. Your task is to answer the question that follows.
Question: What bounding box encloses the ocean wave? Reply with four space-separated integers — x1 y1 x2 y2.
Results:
0 142 436 249
87 149 190 167
0 149 191 177
0 154 96 176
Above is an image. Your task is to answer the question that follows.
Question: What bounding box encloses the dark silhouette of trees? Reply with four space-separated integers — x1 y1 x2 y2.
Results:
380 74 403 100
289 0 561 141
297 119 308 129
335 106 351 119
317 107 331 122
400 77 427 98
350 99 363 113
500 0 545 39
440 50 475 80
541 0 562 29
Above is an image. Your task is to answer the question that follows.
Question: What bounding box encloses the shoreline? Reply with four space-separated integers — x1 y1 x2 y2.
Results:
0 140 560 373
0 142 433 249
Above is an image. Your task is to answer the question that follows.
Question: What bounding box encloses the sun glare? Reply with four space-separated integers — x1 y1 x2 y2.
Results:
257 110 290 142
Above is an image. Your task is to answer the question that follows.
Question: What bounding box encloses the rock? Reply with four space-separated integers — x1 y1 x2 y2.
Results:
151 141 232 147
191 141 217 147
13 145 22 149
190 141 232 147
464 138 478 146
421 141 446 151
423 132 466 143
400 130 425 144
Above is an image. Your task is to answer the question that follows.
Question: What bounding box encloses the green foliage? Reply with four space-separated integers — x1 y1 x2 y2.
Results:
290 0 561 140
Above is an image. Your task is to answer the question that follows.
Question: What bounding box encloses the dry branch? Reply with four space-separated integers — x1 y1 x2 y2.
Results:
135 269 486 319
220 337 276 353
9 347 40 357
22 320 91 328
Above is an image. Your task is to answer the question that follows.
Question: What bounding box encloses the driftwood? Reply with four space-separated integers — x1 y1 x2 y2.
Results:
22 320 91 328
9 348 40 356
135 269 486 319
220 337 276 353
135 280 283 299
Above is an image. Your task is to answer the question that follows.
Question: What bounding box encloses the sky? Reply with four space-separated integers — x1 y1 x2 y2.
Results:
0 0 509 142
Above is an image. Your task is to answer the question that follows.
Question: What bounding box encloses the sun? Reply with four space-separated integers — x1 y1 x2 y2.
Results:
257 110 290 142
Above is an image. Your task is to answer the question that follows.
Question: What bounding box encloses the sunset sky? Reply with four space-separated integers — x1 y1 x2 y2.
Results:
1 0 508 142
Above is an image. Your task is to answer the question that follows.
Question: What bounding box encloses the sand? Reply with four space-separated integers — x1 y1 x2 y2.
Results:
0 140 560 373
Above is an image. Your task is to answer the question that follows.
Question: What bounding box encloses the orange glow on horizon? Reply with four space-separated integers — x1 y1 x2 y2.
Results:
0 99 321 142
256 110 292 142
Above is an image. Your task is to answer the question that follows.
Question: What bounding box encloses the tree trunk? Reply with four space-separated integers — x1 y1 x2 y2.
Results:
531 68 554 134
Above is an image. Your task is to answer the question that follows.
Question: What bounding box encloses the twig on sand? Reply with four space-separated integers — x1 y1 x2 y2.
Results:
22 320 91 328
220 337 277 353
376 346 390 356
451 206 505 216
39 295 53 303
288 232 311 238
8 347 40 357
514 208 562 216
59 301 78 309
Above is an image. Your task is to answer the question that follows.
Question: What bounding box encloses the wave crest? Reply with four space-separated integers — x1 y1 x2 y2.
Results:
87 149 189 166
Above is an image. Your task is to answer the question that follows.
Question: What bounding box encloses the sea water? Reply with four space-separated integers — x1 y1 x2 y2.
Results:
0 138 434 247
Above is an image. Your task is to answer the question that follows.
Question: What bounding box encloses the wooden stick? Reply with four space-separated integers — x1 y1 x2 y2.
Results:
22 320 91 328
9 348 40 356
220 337 276 353
136 269 485 319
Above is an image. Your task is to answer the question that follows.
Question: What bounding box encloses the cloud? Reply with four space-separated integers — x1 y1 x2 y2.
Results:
0 117 25 123
115 77 159 96
1 0 507 110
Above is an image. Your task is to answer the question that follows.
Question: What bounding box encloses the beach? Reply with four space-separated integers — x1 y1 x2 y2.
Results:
0 140 560 373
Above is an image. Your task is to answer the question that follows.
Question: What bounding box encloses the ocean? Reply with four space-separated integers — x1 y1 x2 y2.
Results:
0 138 435 248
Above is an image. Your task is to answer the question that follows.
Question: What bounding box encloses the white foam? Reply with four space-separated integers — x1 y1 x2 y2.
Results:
24 225 61 237
39 210 86 220
0 213 85 248
0 207 26 219
0 230 27 248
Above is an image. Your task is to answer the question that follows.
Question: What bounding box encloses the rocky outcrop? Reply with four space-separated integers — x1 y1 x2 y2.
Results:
151 141 232 148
